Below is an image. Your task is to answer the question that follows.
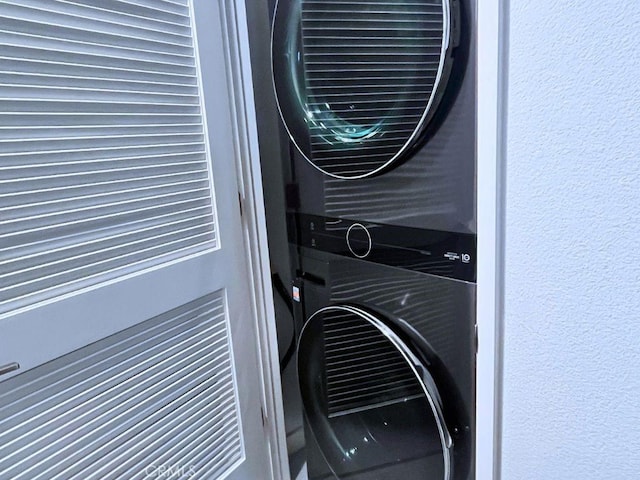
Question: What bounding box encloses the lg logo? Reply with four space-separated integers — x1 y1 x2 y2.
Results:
461 253 471 264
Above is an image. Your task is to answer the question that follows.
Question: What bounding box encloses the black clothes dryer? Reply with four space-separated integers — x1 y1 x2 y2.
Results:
272 0 476 235
295 249 475 480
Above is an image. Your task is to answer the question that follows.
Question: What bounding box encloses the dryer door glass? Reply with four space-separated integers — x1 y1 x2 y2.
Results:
298 305 453 479
272 0 457 179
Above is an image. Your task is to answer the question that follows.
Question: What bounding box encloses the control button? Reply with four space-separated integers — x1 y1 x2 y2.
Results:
346 223 372 259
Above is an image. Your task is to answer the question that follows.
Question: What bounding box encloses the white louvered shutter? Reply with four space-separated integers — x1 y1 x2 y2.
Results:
0 1 273 479
0 0 217 314
0 292 244 480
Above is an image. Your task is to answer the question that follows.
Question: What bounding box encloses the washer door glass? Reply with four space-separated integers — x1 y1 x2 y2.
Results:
272 0 456 179
298 305 453 479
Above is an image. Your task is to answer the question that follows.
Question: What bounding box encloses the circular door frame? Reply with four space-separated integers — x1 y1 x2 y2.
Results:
298 304 453 479
271 0 457 180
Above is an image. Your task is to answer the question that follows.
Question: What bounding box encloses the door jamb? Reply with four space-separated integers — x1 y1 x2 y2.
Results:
476 0 507 478
218 1 290 479
218 0 509 477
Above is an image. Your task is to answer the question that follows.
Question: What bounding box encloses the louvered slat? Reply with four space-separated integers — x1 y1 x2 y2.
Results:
0 0 218 314
0 291 244 480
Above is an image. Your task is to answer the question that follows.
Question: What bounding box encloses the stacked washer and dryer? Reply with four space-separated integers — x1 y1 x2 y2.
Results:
266 0 477 478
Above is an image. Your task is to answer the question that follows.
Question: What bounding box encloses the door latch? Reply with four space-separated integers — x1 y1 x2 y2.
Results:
0 362 20 377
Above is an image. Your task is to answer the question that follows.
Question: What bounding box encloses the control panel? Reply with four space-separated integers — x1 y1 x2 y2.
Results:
290 213 476 283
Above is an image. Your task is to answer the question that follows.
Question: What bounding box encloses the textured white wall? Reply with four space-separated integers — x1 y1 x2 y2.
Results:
501 2 640 479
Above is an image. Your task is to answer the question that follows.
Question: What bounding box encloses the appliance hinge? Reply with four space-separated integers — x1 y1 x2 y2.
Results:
0 362 20 377
475 323 479 355
238 192 244 217
261 405 268 428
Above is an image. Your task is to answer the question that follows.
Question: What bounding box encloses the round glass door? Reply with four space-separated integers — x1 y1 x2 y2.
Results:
272 0 457 179
298 305 453 479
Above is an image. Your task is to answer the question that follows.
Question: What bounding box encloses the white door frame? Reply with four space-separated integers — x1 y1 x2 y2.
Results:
220 0 511 478
218 1 290 479
476 0 506 479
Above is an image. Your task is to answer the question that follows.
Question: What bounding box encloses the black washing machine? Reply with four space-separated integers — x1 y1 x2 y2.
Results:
292 229 475 480
268 0 477 479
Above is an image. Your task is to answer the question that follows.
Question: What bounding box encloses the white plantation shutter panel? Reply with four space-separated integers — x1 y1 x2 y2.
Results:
0 291 244 480
0 0 218 314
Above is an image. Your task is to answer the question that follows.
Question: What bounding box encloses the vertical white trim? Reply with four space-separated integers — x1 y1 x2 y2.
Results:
476 0 506 479
219 1 290 479
187 0 222 252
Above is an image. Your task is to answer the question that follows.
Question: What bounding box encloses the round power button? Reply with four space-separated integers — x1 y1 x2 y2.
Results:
346 223 372 259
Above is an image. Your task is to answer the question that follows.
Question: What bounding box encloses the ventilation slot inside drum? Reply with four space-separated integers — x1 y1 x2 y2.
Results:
276 0 450 178
323 310 422 417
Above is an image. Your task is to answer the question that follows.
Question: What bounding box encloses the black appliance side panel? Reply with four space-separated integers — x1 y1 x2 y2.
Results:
245 0 297 357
